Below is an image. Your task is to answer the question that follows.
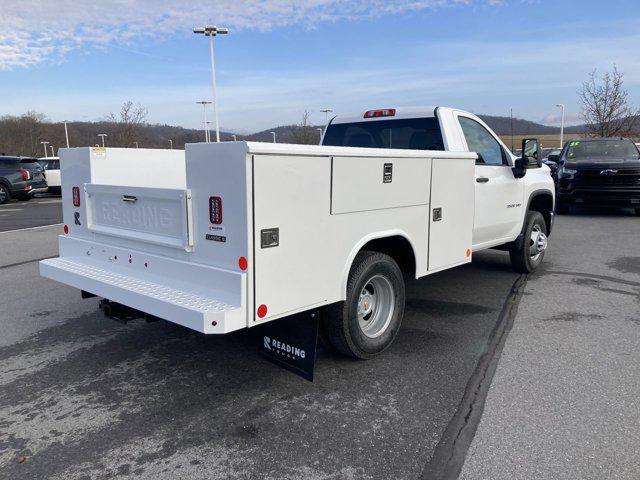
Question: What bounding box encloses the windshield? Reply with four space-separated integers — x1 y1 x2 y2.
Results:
566 140 639 160
322 117 444 150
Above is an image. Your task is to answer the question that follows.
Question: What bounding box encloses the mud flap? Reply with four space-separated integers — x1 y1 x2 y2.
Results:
259 310 319 382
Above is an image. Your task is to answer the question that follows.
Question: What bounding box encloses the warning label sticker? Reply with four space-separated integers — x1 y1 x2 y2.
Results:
92 147 107 159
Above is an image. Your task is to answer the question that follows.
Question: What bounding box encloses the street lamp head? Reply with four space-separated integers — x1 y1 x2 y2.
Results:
555 104 564 108
193 27 205 34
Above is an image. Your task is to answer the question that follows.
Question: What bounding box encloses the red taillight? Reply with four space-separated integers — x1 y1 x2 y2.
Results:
364 109 396 118
209 196 222 224
63 225 69 234
18 168 30 181
72 186 80 207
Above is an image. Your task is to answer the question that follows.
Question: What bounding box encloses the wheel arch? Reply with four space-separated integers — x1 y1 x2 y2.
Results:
340 231 418 299
527 189 555 235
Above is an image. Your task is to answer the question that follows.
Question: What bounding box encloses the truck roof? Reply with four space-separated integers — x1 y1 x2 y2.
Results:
331 106 438 125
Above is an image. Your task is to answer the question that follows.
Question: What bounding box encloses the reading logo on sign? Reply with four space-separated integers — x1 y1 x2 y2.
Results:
263 336 306 359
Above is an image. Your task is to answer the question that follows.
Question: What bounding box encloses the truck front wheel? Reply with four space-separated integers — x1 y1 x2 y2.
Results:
509 211 548 273
322 251 405 359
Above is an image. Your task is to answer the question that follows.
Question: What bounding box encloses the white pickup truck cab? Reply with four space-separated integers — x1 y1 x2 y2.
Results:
40 106 554 361
322 107 555 257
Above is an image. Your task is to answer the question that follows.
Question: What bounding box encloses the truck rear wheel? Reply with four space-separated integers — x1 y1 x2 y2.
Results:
509 211 548 274
323 251 405 359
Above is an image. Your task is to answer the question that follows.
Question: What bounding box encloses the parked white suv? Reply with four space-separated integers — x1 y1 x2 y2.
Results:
38 157 61 194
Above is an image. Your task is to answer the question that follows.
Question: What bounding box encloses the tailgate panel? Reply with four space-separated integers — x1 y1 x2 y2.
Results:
85 184 193 250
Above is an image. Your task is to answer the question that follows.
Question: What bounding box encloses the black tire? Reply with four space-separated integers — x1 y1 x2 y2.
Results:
0 184 10 205
322 251 405 359
635 208 640 217
510 211 548 274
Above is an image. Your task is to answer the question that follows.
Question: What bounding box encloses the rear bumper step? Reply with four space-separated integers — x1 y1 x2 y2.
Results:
40 257 244 334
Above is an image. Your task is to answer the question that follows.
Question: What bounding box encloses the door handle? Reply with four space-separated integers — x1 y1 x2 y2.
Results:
476 177 489 183
122 195 138 203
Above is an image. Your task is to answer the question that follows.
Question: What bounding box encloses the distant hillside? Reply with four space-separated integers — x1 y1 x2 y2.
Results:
1 111 590 157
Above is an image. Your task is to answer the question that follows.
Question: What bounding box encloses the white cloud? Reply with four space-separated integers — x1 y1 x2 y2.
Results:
0 0 482 69
540 112 583 126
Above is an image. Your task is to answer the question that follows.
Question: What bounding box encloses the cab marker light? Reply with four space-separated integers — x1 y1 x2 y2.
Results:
364 109 396 118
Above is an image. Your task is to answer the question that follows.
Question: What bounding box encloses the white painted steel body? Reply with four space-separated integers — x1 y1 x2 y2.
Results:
40 107 554 336
40 142 476 334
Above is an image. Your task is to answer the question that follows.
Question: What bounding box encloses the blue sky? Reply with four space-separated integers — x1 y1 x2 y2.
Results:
1 0 639 132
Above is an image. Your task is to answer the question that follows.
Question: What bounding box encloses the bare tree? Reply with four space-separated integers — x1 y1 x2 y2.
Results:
579 66 639 137
290 110 319 145
0 111 47 156
106 101 148 147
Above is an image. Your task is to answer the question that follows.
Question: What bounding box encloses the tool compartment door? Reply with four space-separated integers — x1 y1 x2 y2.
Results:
428 158 475 271
85 184 193 251
252 154 332 322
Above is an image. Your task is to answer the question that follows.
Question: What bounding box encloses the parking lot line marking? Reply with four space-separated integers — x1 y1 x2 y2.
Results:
0 208 23 212
0 223 63 234
0 255 57 270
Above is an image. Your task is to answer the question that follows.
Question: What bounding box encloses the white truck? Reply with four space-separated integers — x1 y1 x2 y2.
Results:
40 106 554 368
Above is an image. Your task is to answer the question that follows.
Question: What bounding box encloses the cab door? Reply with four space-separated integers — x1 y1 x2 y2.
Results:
455 114 524 248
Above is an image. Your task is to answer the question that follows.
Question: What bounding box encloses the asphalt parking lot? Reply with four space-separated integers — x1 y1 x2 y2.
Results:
0 195 62 232
0 205 638 480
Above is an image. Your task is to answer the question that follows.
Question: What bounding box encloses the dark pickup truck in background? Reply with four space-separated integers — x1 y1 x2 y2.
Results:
0 156 48 204
550 138 640 215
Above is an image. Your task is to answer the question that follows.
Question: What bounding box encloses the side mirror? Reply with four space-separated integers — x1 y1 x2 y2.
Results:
522 138 542 167
512 157 527 178
547 154 560 163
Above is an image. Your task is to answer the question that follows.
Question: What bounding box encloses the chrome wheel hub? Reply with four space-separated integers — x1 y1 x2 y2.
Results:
357 275 395 338
529 225 547 261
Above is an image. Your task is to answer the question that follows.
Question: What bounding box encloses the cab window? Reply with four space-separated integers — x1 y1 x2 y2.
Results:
458 117 506 166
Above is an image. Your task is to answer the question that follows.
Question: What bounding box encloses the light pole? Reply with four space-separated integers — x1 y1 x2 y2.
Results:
63 121 70 148
40 141 49 157
196 100 212 142
169 139 173 149
320 108 333 127
98 134 107 147
50 145 55 157
193 25 229 143
555 104 565 148
232 134 237 141
317 127 323 143
270 131 276 143
510 108 514 153
134 142 139 148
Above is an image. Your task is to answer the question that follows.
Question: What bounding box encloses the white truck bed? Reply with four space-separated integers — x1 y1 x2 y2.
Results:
41 143 476 334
